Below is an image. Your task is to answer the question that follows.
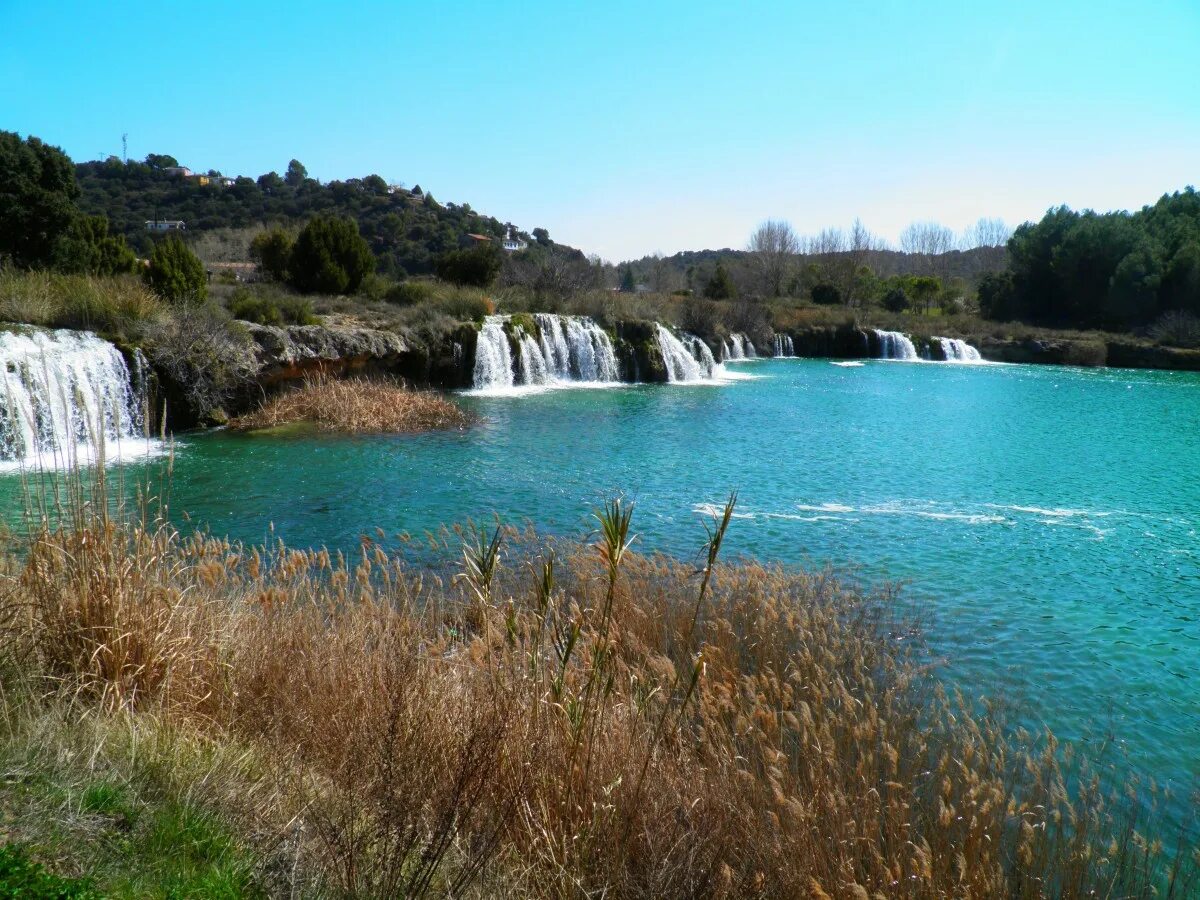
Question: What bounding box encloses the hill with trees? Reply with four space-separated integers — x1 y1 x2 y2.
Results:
74 153 580 277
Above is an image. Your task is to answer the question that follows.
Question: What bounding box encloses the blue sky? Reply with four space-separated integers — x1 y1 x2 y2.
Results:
3 0 1197 260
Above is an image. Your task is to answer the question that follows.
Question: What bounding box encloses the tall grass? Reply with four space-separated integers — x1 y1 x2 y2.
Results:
0 269 163 340
1 477 1196 896
230 375 473 433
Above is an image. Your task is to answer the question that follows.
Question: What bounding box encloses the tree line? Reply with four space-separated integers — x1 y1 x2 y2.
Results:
978 189 1200 330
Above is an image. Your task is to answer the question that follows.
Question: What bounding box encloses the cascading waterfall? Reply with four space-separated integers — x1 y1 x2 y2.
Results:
654 324 715 382
872 329 919 361
0 329 147 463
935 337 983 362
723 332 757 360
473 317 515 390
773 334 795 357
472 314 619 389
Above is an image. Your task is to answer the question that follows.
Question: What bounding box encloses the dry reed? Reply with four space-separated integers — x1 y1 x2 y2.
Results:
230 375 473 434
2 488 1196 897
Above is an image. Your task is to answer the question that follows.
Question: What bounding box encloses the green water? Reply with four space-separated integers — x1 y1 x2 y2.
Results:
24 360 1200 810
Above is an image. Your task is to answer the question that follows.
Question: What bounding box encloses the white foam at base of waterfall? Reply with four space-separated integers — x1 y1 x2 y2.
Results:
0 328 159 472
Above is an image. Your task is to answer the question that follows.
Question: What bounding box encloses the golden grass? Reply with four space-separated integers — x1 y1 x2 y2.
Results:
230 375 473 434
2 490 1196 897
0 269 163 339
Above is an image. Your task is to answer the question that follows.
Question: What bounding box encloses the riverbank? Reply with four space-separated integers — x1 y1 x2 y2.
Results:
3 483 1194 897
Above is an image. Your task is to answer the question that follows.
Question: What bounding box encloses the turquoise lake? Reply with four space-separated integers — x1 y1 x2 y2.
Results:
47 359 1200 812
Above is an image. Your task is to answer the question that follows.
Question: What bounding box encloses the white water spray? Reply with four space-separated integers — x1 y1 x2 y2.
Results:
773 334 795 357
0 329 147 464
472 314 619 389
935 337 983 362
872 329 919 361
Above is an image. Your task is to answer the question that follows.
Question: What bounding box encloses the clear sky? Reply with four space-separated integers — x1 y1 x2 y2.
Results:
2 1 1197 261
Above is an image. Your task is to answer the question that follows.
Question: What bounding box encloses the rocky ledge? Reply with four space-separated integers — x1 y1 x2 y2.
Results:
244 322 413 385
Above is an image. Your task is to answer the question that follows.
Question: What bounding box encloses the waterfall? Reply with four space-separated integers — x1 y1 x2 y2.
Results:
683 334 719 377
935 337 983 362
873 329 919 361
773 334 795 357
654 325 713 382
473 316 514 390
472 314 619 390
724 333 756 360
0 329 147 464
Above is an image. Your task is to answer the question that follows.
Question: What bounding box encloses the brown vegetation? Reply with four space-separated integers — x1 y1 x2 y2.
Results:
231 375 472 434
2 484 1195 896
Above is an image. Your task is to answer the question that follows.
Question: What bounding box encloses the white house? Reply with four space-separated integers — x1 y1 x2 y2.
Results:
502 227 528 252
162 166 192 177
145 220 186 232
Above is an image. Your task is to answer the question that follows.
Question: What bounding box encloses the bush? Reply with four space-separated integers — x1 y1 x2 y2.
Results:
882 286 910 312
228 287 317 326
288 216 374 295
434 243 503 287
1148 310 1200 348
386 280 435 306
143 302 261 419
0 844 98 898
143 235 207 303
810 283 841 305
248 227 293 282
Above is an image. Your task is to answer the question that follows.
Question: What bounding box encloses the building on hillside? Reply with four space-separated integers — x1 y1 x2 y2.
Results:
163 166 192 177
502 226 528 253
145 219 186 232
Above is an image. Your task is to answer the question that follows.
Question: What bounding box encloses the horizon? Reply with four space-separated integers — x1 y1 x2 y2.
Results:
3 0 1197 261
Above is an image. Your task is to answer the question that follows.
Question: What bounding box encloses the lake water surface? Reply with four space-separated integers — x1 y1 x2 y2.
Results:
118 359 1200 812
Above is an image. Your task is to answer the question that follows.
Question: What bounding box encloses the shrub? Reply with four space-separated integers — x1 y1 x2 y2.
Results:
0 844 98 899
810 282 841 305
248 227 293 282
143 302 261 419
228 287 316 326
288 216 374 295
386 280 436 306
882 286 911 312
703 262 736 300
434 243 503 287
1148 310 1200 348
143 236 207 303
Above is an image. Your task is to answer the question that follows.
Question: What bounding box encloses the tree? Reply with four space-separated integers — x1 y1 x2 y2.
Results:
704 262 736 300
0 131 81 268
54 215 137 275
288 215 374 294
977 271 1018 321
144 153 179 170
620 265 636 293
811 283 841 305
900 221 956 277
249 227 295 281
532 227 551 247
1161 241 1200 314
434 242 503 287
882 286 911 312
285 159 308 187
144 235 207 302
748 219 799 297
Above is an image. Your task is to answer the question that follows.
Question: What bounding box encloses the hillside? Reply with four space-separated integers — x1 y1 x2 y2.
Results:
75 155 574 276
